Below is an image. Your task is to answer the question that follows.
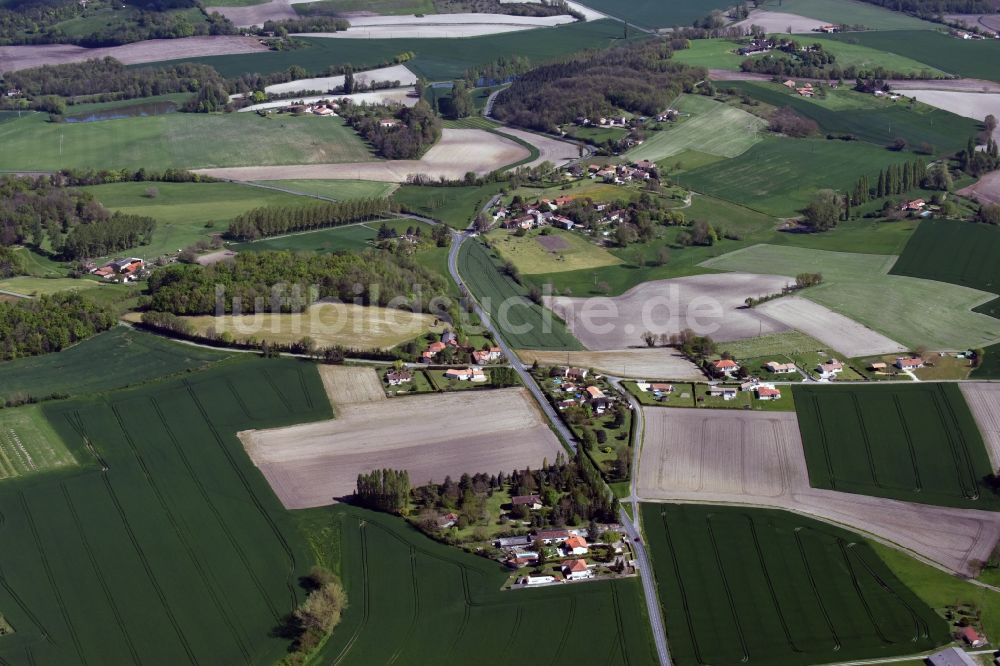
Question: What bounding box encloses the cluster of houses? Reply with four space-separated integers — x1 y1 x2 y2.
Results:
588 161 657 185
283 101 341 117
899 198 932 217
89 257 145 282
496 194 629 233
868 356 925 373
548 367 614 414
782 79 819 98
706 380 783 402
950 28 998 40
419 330 503 366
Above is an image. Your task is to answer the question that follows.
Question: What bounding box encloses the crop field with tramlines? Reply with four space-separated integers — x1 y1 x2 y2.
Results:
0 359 332 665
458 240 583 350
890 219 1000 297
793 383 999 509
642 503 948 666
311 505 657 665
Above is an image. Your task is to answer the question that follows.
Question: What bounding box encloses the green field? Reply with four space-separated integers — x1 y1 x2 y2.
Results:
84 181 316 259
642 503 948 666
794 383 999 509
758 0 937 29
701 243 1000 349
890 219 1000 296
0 406 76 480
627 94 766 163
395 183 503 228
310 504 656 664
725 81 975 155
253 179 397 200
487 228 623 274
0 358 332 665
680 136 918 216
0 276 96 296
458 239 583 350
0 113 374 171
720 330 829 358
0 327 230 404
576 0 733 28
159 20 633 80
829 30 1000 83
234 223 379 253
972 342 1000 379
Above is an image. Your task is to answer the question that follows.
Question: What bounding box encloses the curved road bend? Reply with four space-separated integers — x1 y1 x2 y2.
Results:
448 220 672 665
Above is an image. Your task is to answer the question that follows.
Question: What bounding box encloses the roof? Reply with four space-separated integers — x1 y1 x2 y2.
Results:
650 383 672 391
536 529 570 540
564 559 589 573
564 536 588 550
586 386 606 399
961 626 981 641
928 647 979 666
512 495 542 505
757 387 781 397
897 356 923 367
427 342 446 353
713 359 738 369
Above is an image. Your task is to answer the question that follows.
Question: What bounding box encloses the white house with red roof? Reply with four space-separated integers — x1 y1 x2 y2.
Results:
562 559 593 581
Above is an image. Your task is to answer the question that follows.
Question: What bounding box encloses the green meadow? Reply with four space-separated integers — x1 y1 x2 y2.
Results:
828 30 1000 83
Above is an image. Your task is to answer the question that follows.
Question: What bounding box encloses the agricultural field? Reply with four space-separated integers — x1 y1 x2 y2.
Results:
516 349 703 380
755 296 906 357
0 276 96 297
642 503 949 666
679 136 916 216
637 406 1000 575
958 383 1000 470
309 504 657 665
0 328 230 405
157 20 632 80
701 244 1000 350
575 0 732 28
83 181 316 259
546 272 796 350
294 0 435 15
0 112 374 172
828 30 1000 83
253 179 397 200
757 0 938 29
487 228 623 274
232 219 422 254
458 240 583 350
890 219 1000 296
0 406 76 480
972 342 1000 379
240 384 564 508
395 182 504 229
627 94 767 163
0 359 333 665
720 330 831 358
725 82 975 155
794 383 999 509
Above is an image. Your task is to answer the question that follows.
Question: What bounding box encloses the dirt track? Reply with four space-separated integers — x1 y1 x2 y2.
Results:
0 36 267 72
960 383 1000 469
206 0 296 27
194 128 529 182
638 407 1000 576
515 349 703 380
545 273 795 350
756 296 906 357
239 385 564 508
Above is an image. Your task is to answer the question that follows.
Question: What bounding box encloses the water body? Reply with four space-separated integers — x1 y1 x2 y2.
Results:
64 100 177 123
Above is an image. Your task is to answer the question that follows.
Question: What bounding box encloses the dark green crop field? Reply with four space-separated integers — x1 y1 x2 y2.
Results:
828 30 1000 83
0 327 231 404
312 505 657 665
726 81 978 156
153 20 631 80
576 0 733 28
0 358 331 665
458 240 583 350
642 503 948 666
890 219 1000 296
794 383 998 509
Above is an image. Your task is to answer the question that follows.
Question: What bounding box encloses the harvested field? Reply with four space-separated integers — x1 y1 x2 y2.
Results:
194 128 529 182
900 89 1000 140
890 78 1000 93
240 387 564 508
959 382 1000 470
295 12 575 38
492 126 579 168
0 36 267 72
755 296 906 357
206 0 296 26
238 87 416 112
637 406 1000 576
959 169 1000 206
515 349 704 380
545 273 796 351
317 364 386 408
263 63 416 95
733 10 826 33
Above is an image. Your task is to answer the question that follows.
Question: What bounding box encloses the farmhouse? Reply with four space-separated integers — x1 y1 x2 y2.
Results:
895 356 925 370
512 494 543 510
92 257 144 281
756 386 782 401
386 369 413 385
563 536 589 556
472 347 503 364
562 559 593 581
444 367 487 382
959 626 987 647
927 647 978 666
708 386 738 400
712 359 739 377
901 199 926 212
817 360 844 377
765 361 797 374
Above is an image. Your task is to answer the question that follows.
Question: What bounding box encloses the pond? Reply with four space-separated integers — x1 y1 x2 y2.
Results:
64 100 178 123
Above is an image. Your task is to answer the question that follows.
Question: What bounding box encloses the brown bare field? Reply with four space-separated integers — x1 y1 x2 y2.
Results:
239 387 564 508
734 10 826 33
959 382 1000 470
638 407 1000 576
959 169 1000 206
944 13 1000 33
493 126 580 169
545 273 794 351
515 349 703 380
755 295 906 357
317 365 387 409
195 249 236 266
263 64 417 95
0 36 267 72
536 235 570 252
194 128 528 182
892 78 1000 93
294 12 574 39
206 0 296 28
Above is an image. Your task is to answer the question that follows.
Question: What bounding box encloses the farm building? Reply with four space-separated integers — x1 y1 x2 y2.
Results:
520 575 555 586
563 536 589 556
444 367 487 382
386 369 413 385
869 362 888 371
562 559 593 581
959 626 987 647
765 361 797 374
495 535 533 549
901 199 927 212
895 356 925 370
512 494 543 510
927 647 978 666
92 257 144 281
708 386 738 400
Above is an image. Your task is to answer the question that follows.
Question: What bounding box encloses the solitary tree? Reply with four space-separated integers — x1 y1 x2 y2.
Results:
802 190 841 232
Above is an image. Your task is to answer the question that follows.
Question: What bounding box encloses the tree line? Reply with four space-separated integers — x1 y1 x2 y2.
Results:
960 133 1000 177
848 157 931 206
492 40 704 133
355 469 411 513
226 198 396 241
0 293 115 361
145 250 451 315
341 101 442 160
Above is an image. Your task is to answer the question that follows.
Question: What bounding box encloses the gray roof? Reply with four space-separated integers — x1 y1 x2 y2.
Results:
927 647 979 666
495 535 532 548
